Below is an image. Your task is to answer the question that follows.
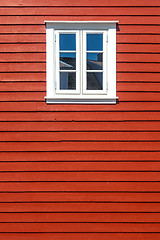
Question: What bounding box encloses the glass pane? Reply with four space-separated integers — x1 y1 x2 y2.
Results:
87 72 103 90
60 34 76 51
87 34 103 51
60 72 76 90
60 53 76 70
87 53 103 70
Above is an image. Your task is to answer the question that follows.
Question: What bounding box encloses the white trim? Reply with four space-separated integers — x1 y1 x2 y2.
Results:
55 30 80 94
45 21 118 30
107 27 117 98
46 26 54 97
45 21 119 23
82 30 107 95
45 97 118 104
45 21 118 104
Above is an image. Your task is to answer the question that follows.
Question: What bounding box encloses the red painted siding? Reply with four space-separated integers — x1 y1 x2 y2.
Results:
0 0 160 239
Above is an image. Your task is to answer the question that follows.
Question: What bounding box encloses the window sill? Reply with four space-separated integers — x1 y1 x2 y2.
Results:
45 97 119 104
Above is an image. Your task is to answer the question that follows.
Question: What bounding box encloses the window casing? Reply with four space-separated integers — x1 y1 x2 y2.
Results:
45 21 118 104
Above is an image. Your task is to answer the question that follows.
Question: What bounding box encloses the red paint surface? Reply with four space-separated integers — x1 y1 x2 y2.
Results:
0 0 160 239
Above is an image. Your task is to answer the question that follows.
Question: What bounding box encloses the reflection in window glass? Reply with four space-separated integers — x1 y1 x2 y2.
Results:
87 53 103 70
87 34 103 51
60 72 76 90
87 72 103 90
60 52 76 70
60 34 76 51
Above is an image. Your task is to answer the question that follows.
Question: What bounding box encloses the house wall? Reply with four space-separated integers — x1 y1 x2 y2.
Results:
0 0 160 239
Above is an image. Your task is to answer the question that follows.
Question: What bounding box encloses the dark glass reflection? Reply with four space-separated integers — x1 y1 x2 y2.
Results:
60 34 76 51
60 72 76 90
60 53 76 70
87 34 103 51
87 53 103 70
87 72 103 90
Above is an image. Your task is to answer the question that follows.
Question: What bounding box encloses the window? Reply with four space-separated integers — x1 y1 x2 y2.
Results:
45 21 118 104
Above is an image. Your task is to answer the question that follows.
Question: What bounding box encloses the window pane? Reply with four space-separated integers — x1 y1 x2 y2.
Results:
87 34 103 51
87 72 103 90
60 34 76 51
60 53 76 70
60 72 76 90
87 53 103 70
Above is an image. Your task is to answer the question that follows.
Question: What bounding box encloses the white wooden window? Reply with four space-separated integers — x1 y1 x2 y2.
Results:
45 21 118 104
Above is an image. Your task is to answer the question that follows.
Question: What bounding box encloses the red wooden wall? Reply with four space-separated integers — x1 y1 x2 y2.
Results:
0 0 160 239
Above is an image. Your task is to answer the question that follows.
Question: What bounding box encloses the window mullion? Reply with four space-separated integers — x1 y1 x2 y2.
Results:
80 29 83 96
76 30 80 94
82 30 86 94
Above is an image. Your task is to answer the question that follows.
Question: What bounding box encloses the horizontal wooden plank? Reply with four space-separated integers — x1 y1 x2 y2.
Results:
117 35 160 44
0 162 160 172
0 222 160 233
0 87 158 102
0 63 45 72
0 233 160 240
118 26 160 34
118 92 160 101
1 0 160 7
0 62 160 72
117 53 160 62
1 16 160 25
0 34 160 45
0 172 159 182
1 112 160 122
117 63 160 72
0 212 160 223
1 102 160 111
63 131 160 141
0 132 61 141
0 53 46 62
0 151 159 162
1 82 160 92
117 44 160 53
0 34 45 43
1 43 159 54
117 72 160 81
0 44 45 53
1 202 160 213
0 73 45 81
0 72 159 82
0 131 160 141
0 53 160 63
1 233 160 240
0 25 45 34
0 82 46 91
0 92 158 102
1 92 160 101
119 92 160 101
0 7 159 16
1 192 160 203
0 142 160 152
0 182 160 192
117 83 160 92
0 122 160 132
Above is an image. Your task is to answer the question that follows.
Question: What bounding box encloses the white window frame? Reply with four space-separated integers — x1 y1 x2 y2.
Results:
82 30 107 95
45 21 118 104
55 30 80 95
